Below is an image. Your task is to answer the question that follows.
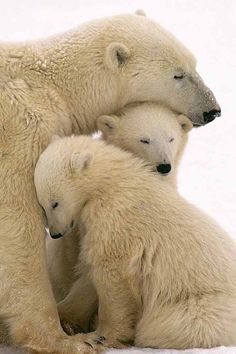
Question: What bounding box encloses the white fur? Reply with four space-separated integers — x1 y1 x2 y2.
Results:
46 103 192 309
46 103 192 329
35 135 236 349
0 11 220 352
97 102 193 186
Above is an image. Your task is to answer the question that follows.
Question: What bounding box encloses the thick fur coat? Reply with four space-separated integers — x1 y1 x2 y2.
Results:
0 10 220 352
35 136 236 349
46 102 192 308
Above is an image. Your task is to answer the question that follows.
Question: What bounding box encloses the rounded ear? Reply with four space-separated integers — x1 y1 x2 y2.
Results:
105 42 130 70
178 115 193 133
70 151 92 174
51 134 61 143
97 115 119 136
135 9 146 17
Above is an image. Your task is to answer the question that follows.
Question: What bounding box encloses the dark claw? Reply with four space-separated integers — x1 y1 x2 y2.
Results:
84 341 94 348
94 335 106 344
94 339 103 345
98 336 106 341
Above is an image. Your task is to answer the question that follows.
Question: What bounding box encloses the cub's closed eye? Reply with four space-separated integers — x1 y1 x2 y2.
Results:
169 138 174 143
52 202 58 209
140 139 150 144
174 74 184 80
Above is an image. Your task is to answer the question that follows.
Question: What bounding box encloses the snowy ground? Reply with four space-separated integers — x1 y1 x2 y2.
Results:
1 346 236 354
0 0 235 353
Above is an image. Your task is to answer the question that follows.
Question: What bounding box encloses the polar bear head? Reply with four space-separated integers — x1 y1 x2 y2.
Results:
92 11 220 126
35 136 140 239
97 102 192 184
34 136 94 239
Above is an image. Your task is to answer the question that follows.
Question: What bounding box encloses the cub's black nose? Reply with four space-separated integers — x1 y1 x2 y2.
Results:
156 164 171 174
50 233 63 239
203 109 221 124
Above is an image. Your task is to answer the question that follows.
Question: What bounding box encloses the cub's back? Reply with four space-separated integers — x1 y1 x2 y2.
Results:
86 168 236 295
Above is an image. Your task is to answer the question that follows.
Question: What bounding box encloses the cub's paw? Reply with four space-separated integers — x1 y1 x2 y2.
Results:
25 337 102 354
77 332 129 349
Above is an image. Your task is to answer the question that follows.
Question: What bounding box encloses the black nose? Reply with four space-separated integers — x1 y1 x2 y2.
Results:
156 164 171 174
50 232 63 239
203 109 221 124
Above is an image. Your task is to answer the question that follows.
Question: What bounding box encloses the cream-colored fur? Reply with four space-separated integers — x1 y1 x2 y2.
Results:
46 103 192 332
47 102 192 308
46 232 98 333
0 9 220 352
46 231 80 302
35 135 236 349
98 102 193 186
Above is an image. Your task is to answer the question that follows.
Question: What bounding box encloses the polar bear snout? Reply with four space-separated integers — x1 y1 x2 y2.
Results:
49 226 70 239
203 109 221 124
156 163 172 175
49 220 75 239
50 231 63 239
48 225 64 239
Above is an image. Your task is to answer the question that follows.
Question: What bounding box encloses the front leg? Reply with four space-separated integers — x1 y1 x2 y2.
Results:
58 273 98 333
82 266 138 348
0 198 99 354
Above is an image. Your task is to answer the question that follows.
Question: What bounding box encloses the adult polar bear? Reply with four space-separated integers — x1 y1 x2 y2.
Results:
0 10 220 354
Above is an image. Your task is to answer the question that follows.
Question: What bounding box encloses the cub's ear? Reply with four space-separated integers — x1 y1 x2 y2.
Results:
51 134 61 143
97 115 119 136
105 42 130 70
178 115 193 132
135 9 146 17
70 151 92 173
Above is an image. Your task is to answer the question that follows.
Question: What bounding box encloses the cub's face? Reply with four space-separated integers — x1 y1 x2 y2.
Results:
34 137 92 239
97 103 192 175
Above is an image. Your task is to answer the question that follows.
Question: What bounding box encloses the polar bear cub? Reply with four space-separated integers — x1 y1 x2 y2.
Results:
35 135 236 349
46 103 192 307
97 102 192 185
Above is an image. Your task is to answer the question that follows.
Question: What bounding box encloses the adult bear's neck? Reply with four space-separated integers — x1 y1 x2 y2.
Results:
37 26 128 135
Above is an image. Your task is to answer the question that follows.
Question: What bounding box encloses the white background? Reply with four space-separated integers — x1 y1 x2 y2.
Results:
0 0 235 353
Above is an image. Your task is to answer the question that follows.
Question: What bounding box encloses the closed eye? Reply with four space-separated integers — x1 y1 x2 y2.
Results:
169 138 174 143
52 202 58 209
140 138 150 144
174 74 184 80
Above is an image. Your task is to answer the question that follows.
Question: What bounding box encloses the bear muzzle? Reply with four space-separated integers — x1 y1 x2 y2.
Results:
156 163 171 175
50 232 63 239
203 109 221 124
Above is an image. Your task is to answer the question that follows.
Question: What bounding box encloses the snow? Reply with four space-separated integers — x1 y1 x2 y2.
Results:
1 346 236 354
0 0 235 353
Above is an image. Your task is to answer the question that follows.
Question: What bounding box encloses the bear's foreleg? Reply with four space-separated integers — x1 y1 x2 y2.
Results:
82 266 137 348
0 200 100 354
